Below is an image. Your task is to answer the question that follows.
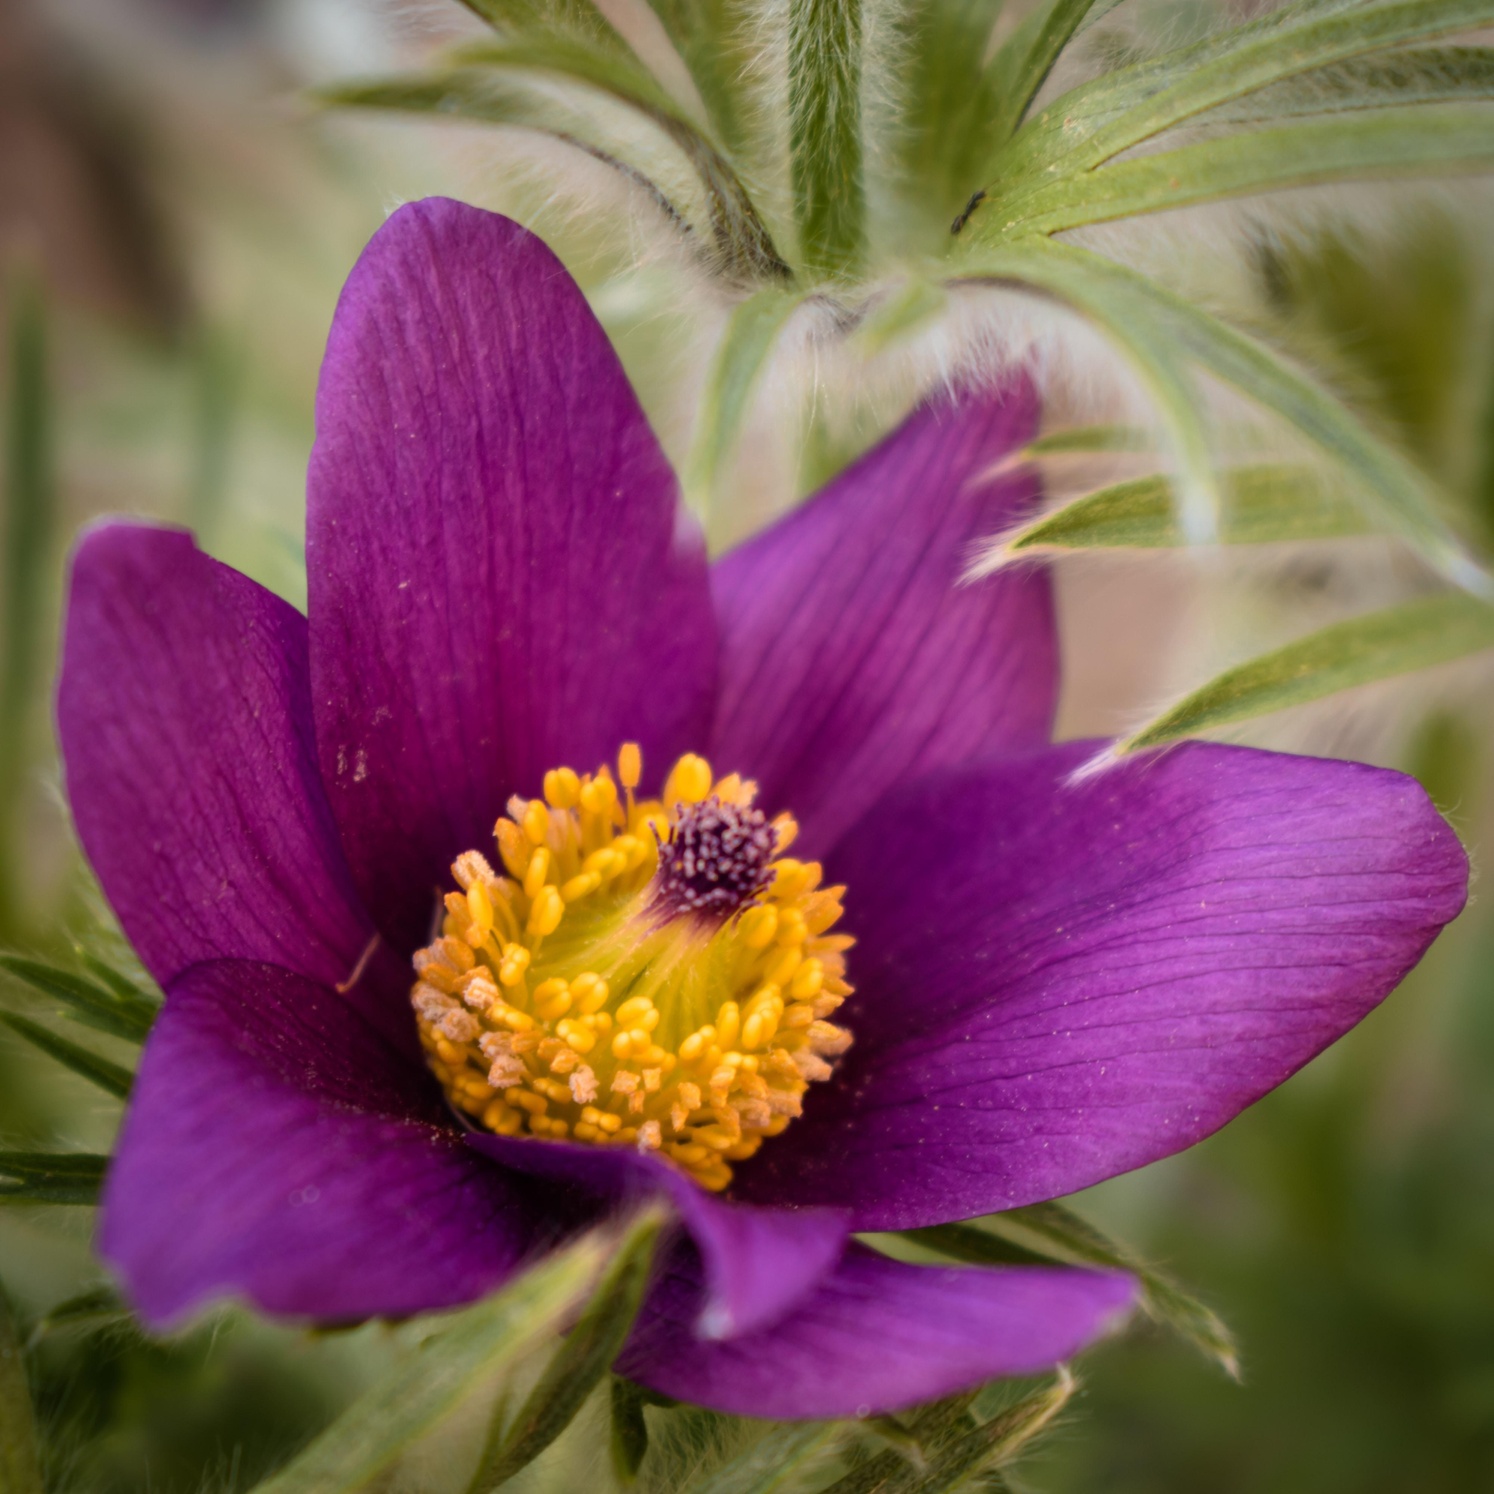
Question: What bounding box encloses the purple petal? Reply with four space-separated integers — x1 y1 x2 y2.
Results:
102 960 561 1327
618 1244 1133 1419
469 1134 847 1339
57 523 374 994
708 382 1054 858
733 742 1468 1226
307 198 716 953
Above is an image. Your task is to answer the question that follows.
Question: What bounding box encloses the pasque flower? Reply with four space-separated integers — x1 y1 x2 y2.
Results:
58 199 1467 1420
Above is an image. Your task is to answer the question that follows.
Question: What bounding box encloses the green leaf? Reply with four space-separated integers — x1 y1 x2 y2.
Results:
1203 46 1494 124
948 241 1222 541
788 0 866 279
77 951 161 1011
0 275 52 930
0 1152 107 1207
972 464 1368 572
896 0 1009 223
320 72 693 232
689 1421 840 1494
0 1282 42 1494
888 1373 1074 1494
1006 105 1494 234
1114 591 1494 756
1005 0 1494 181
457 0 626 50
640 1 758 160
896 1222 1053 1269
905 1204 1237 1377
0 1013 133 1099
0 953 156 1042
685 287 805 506
461 35 788 280
819 1392 981 1494
1022 423 1153 457
610 1375 651 1483
985 0 1107 144
327 46 787 283
466 1208 664 1491
950 239 1487 591
819 1378 1072 1494
852 279 948 356
25 1285 129 1345
253 1228 610 1494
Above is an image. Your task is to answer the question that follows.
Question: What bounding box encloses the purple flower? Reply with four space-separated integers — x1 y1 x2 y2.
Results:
56 199 1467 1421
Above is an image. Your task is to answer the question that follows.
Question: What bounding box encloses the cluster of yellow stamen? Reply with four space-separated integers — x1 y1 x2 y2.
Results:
410 746 854 1191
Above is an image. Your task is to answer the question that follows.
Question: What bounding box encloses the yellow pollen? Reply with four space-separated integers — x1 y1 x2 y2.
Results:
409 744 854 1191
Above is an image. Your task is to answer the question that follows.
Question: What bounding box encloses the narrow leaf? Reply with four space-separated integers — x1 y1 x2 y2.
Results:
1203 46 1494 125
325 52 787 282
951 239 1486 591
1008 105 1494 234
1116 591 1494 755
909 1205 1237 1377
898 1222 1053 1269
0 1152 107 1207
609 1375 651 1483
641 0 758 159
25 1285 129 1345
685 287 805 506
691 1421 840 1494
1022 423 1153 457
886 1372 1074 1494
254 1229 609 1494
985 0 1106 143
819 1392 982 1494
0 276 52 931
0 1282 42 1494
852 279 947 355
897 0 1009 221
788 0 866 278
949 242 1221 540
320 73 693 232
461 35 788 280
0 1013 133 1099
77 952 161 1011
971 464 1368 572
0 953 156 1042
466 1208 664 1492
1002 0 1494 182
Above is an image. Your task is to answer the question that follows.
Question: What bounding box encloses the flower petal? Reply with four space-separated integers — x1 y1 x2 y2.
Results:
102 960 560 1327
618 1244 1133 1419
733 742 1468 1226
708 382 1054 858
57 523 374 994
468 1134 847 1339
307 199 716 953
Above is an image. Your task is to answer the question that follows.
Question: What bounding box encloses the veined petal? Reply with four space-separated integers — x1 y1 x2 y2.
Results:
733 742 1468 1226
469 1135 847 1340
709 382 1054 858
618 1244 1133 1419
102 961 559 1327
307 198 716 953
57 524 374 994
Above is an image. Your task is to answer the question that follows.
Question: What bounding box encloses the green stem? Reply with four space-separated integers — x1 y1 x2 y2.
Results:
788 0 865 279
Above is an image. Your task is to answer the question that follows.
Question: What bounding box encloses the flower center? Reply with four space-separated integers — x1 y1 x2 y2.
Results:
409 746 854 1191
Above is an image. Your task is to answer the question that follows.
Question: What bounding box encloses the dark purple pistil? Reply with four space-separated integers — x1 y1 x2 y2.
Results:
653 796 779 917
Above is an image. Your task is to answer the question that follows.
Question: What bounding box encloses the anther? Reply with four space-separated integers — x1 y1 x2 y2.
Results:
410 748 854 1192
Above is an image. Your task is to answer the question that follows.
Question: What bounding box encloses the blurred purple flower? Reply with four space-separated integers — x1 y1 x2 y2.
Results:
56 199 1466 1419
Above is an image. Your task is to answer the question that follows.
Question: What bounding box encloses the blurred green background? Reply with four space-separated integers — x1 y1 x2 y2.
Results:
1 1 1492 1490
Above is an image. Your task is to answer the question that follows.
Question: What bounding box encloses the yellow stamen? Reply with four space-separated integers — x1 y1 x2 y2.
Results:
408 745 853 1191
